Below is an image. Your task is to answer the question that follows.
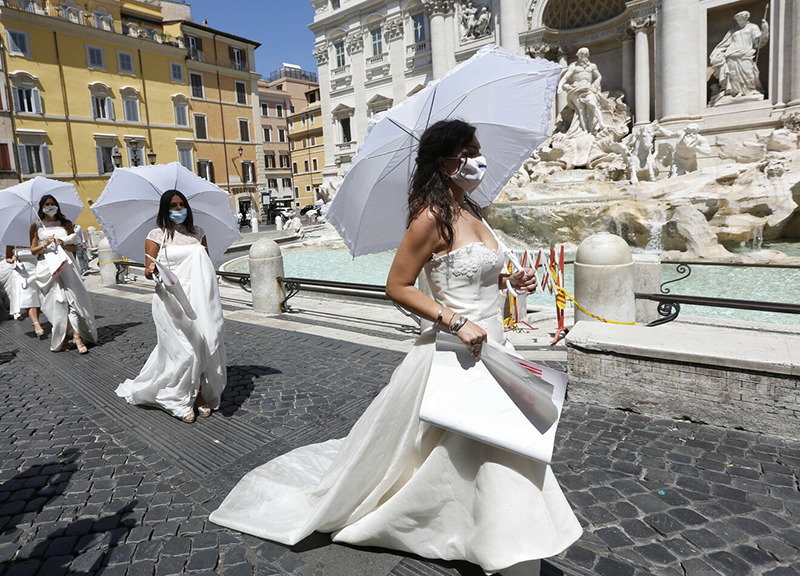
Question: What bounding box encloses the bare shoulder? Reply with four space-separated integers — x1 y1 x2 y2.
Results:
405 206 445 253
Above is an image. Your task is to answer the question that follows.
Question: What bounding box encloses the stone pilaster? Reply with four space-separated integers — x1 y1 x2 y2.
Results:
346 31 367 145
791 0 800 105
423 0 455 79
499 0 521 54
618 30 635 114
659 0 694 120
385 18 407 106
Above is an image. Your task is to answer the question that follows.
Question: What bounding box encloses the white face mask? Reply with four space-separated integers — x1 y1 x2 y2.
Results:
43 206 58 216
449 156 487 193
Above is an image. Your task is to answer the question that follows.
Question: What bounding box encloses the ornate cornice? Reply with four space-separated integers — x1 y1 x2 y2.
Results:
311 0 328 15
423 0 455 17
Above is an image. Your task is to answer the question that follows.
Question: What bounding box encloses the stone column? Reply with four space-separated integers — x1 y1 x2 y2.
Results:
499 0 521 54
631 16 654 125
659 1 692 119
384 18 407 105
444 10 457 71
792 0 800 105
619 31 635 113
313 44 336 185
424 0 454 79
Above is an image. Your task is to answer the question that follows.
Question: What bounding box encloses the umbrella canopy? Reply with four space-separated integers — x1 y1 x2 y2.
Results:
326 44 561 257
91 162 240 263
0 177 84 246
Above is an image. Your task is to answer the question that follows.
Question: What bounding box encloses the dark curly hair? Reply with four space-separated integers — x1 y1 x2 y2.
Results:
408 119 479 250
156 189 197 240
38 195 70 227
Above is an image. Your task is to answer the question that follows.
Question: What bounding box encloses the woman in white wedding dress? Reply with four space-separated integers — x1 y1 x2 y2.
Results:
4 245 44 337
210 120 582 575
30 195 97 353
116 190 226 424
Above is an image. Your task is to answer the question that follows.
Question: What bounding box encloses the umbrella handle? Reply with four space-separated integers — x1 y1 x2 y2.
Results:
504 249 528 298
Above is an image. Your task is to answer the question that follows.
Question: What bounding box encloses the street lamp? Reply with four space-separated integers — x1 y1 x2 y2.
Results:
130 140 140 167
238 146 243 158
112 147 122 168
147 149 157 165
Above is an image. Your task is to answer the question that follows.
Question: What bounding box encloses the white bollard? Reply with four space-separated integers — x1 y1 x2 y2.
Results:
86 226 98 248
249 238 284 314
251 214 260 234
275 214 283 231
97 238 121 286
573 233 635 325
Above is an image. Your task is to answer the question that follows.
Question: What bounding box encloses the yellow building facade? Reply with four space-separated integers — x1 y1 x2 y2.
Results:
164 19 262 219
0 0 197 229
288 87 323 209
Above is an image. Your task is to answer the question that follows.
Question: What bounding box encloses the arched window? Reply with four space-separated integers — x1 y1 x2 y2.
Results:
88 82 114 120
9 71 42 114
119 87 140 122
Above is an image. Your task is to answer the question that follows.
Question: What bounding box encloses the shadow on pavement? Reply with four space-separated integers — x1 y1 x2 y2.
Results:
0 349 18 365
94 322 144 348
220 364 280 417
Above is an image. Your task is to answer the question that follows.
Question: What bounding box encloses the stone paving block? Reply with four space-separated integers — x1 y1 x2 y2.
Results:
187 548 218 572
162 536 192 556
37 554 72 576
155 556 187 576
707 550 751 576
4 559 40 576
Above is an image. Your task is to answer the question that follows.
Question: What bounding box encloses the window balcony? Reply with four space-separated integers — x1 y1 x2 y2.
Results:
187 47 205 62
335 141 357 155
366 53 385 66
331 64 351 77
232 60 249 72
406 40 429 55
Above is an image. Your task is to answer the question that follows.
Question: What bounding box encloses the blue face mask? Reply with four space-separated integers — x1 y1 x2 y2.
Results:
169 209 187 224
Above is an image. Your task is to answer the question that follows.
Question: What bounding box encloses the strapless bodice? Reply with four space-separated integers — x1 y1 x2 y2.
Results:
423 241 505 342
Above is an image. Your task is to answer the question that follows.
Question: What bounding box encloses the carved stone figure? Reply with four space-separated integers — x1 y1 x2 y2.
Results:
557 47 607 135
709 11 769 106
662 124 711 177
460 0 478 38
460 1 491 40
621 121 667 184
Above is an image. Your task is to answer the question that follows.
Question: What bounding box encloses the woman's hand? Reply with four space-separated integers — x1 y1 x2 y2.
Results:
454 317 487 360
507 267 538 293
144 263 156 280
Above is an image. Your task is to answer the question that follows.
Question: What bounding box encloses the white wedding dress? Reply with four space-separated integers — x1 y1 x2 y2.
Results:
210 240 582 573
34 223 97 351
6 248 41 319
116 226 227 418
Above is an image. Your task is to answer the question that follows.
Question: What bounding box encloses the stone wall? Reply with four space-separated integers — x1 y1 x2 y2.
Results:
565 322 800 440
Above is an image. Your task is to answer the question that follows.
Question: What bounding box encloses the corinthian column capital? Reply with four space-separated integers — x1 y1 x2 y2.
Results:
423 0 455 17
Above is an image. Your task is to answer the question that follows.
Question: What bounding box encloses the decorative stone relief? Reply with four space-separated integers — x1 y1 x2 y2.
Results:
526 43 552 59
384 18 404 42
709 10 769 107
346 32 364 53
311 0 328 14
313 45 329 65
459 0 492 41
423 0 455 17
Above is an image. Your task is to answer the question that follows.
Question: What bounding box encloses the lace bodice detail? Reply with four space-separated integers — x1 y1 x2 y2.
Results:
424 241 505 342
146 225 205 247
429 242 499 278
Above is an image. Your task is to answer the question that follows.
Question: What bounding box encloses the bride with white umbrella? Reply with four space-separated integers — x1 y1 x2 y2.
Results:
92 162 239 423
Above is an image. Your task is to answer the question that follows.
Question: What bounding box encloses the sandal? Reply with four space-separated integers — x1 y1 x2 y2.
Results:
73 336 89 354
33 322 45 339
197 405 212 418
181 411 196 424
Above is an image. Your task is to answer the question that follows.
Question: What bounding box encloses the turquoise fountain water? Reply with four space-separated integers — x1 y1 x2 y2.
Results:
225 241 800 326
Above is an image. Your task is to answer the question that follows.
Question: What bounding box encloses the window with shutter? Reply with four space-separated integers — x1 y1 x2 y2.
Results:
124 98 139 122
235 82 247 105
239 119 249 142
0 144 11 171
178 148 193 171
190 73 204 98
105 97 115 120
194 115 207 139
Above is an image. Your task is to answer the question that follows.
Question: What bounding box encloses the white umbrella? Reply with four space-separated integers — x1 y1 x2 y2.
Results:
0 177 84 246
326 44 561 257
91 162 240 263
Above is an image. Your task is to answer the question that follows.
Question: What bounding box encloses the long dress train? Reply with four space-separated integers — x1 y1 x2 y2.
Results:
115 229 226 418
210 241 582 573
34 225 97 351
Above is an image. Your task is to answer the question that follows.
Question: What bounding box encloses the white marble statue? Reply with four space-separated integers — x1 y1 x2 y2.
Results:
473 6 491 37
661 124 712 177
709 11 769 106
557 47 608 135
622 120 668 184
460 0 478 39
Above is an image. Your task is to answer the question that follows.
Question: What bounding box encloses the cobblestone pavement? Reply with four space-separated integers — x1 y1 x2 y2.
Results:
0 292 799 576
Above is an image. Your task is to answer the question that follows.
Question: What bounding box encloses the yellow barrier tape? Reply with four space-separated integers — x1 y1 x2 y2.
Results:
548 262 635 325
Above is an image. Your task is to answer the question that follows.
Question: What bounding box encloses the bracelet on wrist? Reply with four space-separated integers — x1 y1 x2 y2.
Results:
449 315 468 334
436 304 444 327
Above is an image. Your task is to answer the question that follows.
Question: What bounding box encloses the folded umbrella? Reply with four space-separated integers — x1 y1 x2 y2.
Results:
146 254 197 320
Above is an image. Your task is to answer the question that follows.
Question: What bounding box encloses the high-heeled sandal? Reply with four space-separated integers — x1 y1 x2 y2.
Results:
180 411 196 423
73 336 89 354
33 322 45 339
196 405 212 418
